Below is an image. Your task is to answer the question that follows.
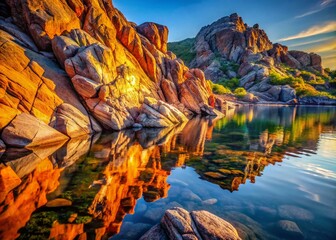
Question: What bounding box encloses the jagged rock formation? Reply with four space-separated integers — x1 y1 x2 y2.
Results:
0 0 223 147
140 207 241 240
171 13 336 104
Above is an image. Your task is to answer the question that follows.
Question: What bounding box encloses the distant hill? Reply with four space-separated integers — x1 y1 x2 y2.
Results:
169 13 336 104
168 38 196 65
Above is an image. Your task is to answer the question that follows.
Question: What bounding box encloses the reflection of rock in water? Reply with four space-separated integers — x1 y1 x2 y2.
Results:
188 106 335 192
0 159 62 240
0 107 334 239
73 120 212 239
0 119 214 240
0 136 94 240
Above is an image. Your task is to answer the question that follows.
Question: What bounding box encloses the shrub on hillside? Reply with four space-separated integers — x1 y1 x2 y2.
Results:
234 87 247 98
296 84 336 99
219 77 239 91
269 72 304 87
168 38 196 65
208 80 231 94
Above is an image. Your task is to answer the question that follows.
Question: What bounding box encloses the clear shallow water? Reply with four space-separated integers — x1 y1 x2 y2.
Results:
0 106 335 239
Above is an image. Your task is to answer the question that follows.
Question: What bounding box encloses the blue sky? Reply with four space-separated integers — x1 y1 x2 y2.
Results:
114 0 336 69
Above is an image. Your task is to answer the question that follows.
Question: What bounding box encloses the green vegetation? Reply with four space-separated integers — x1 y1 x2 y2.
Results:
296 85 336 99
269 72 304 87
219 77 240 91
168 38 196 65
19 155 108 238
218 60 240 73
207 76 240 96
169 40 336 100
213 84 231 94
269 71 336 99
234 87 247 98
207 80 231 94
18 211 58 239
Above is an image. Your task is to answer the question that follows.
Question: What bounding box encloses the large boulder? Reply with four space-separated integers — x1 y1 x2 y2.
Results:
289 51 323 74
242 93 259 103
51 29 99 67
191 210 241 240
50 103 101 138
137 97 188 128
275 220 304 239
136 22 169 52
140 207 241 240
1 113 68 148
280 85 296 102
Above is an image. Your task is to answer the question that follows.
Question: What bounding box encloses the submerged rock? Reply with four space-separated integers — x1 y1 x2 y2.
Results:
275 220 304 239
202 198 218 205
140 207 241 240
278 205 314 221
46 198 72 208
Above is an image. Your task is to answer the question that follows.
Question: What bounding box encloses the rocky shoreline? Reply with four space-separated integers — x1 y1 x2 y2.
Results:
0 0 227 150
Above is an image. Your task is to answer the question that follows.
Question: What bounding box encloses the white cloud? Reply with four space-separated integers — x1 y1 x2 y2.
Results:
279 21 336 41
295 0 335 19
321 0 334 6
288 36 334 48
307 39 336 53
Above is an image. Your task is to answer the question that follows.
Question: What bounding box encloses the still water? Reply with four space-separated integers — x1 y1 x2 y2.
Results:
0 106 335 240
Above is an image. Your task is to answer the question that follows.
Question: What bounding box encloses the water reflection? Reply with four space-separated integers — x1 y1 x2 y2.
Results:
0 106 335 239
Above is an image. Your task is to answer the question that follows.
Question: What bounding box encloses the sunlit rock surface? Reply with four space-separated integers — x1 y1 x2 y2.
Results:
0 0 223 141
171 13 335 104
140 207 241 240
1 113 68 148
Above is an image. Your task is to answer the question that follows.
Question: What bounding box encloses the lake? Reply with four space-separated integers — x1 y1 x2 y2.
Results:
0 106 335 240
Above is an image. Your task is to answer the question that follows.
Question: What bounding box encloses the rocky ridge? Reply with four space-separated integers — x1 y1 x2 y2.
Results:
0 0 224 149
170 13 336 104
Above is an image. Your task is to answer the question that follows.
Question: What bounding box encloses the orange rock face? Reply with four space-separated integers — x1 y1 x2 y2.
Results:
1 0 222 138
7 0 81 50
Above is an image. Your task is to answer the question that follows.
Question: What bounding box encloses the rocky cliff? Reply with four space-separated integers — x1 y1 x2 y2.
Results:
170 13 336 104
0 0 223 149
